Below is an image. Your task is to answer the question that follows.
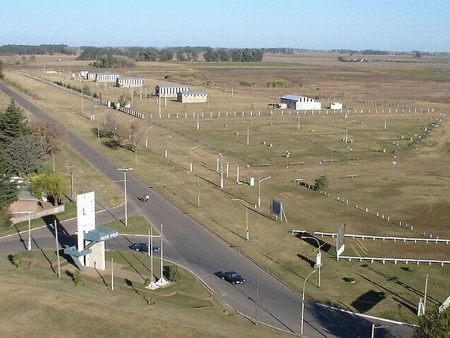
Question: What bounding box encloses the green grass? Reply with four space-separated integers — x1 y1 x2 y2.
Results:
102 215 158 235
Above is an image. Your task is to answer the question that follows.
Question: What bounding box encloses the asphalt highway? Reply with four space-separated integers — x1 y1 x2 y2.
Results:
0 81 415 337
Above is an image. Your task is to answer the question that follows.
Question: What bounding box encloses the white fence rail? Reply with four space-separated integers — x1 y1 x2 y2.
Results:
310 231 450 244
338 255 450 266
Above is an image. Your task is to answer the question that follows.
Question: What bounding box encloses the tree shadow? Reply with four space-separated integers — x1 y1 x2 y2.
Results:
350 290 386 313
308 302 396 338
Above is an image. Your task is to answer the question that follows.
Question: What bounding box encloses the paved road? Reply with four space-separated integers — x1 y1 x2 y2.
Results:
0 82 415 337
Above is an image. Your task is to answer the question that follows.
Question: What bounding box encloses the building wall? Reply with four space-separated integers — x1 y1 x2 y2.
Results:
96 73 119 83
281 97 321 110
117 78 143 88
155 85 189 97
85 241 105 270
178 92 208 103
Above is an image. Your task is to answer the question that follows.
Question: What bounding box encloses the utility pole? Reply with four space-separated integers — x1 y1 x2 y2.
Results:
117 168 133 226
68 164 75 201
54 220 61 278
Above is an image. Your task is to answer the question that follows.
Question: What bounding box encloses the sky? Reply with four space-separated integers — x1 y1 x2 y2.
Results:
1 0 449 52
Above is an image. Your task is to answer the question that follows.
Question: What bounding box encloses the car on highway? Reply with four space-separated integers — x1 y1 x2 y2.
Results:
130 243 160 253
218 270 246 285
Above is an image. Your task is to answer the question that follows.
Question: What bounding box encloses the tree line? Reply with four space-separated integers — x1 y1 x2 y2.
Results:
0 101 68 227
0 44 77 55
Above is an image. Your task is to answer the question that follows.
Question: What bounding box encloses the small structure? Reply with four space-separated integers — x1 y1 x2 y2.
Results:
280 95 321 110
329 102 342 110
64 191 118 271
117 77 143 88
87 72 119 83
177 91 208 103
9 189 39 214
79 71 89 79
155 84 189 97
95 72 120 83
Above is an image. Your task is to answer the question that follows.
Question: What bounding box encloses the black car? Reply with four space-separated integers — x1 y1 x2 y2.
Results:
130 243 160 253
219 270 246 285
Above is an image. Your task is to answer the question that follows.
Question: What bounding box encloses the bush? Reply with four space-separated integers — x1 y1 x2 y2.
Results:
164 265 181 282
9 253 23 268
73 270 83 286
315 175 329 191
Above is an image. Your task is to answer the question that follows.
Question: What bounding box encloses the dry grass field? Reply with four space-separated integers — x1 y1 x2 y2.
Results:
0 252 285 337
2 52 449 324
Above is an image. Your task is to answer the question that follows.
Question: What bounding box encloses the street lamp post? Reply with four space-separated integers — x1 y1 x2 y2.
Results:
189 146 197 173
117 167 133 226
301 269 317 336
28 211 32 250
145 127 152 149
345 120 356 144
232 198 249 241
300 235 322 287
257 173 272 208
165 135 171 158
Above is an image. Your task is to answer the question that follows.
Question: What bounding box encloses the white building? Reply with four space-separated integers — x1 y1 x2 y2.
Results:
280 95 321 110
86 72 119 83
95 72 120 83
116 77 143 88
87 72 98 81
330 102 342 110
155 84 189 97
177 91 208 103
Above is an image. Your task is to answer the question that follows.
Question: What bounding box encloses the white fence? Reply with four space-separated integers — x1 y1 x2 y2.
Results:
312 231 450 244
338 255 450 266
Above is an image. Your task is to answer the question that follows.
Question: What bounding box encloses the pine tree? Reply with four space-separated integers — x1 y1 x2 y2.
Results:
0 100 30 146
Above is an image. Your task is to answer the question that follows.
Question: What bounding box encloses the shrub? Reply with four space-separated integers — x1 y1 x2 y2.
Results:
164 265 181 282
9 252 23 268
315 175 329 191
73 270 83 286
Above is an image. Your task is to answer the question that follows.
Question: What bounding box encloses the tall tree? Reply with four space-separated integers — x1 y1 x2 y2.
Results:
0 59 4 79
0 166 18 210
3 135 45 176
0 100 29 146
414 306 450 338
31 119 66 155
28 172 69 205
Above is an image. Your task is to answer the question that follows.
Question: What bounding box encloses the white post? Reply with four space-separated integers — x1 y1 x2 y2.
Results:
246 125 250 146
111 258 114 291
197 174 200 208
28 212 31 251
236 165 240 183
220 163 224 189
301 269 317 336
117 168 133 226
423 274 429 313
159 224 165 284
245 202 249 241
150 226 154 283
55 220 60 278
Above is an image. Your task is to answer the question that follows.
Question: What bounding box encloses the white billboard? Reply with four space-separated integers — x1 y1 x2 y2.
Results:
77 191 96 253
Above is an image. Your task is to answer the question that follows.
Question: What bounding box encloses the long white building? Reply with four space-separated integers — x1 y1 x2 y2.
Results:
155 84 189 97
280 95 321 110
177 91 208 103
116 77 143 88
87 72 120 83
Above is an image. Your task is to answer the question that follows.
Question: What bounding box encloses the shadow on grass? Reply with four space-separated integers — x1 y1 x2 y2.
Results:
350 290 386 313
308 302 395 338
294 232 333 253
297 254 315 268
